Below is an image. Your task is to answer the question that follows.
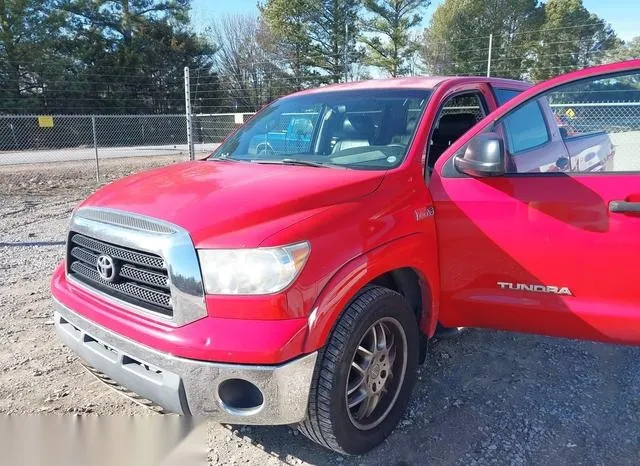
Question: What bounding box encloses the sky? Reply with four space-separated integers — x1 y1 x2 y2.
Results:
190 0 638 41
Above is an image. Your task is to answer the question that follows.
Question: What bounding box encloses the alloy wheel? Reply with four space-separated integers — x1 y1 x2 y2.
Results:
345 317 408 430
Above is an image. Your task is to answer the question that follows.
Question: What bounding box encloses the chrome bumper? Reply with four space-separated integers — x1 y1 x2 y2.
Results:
53 299 317 424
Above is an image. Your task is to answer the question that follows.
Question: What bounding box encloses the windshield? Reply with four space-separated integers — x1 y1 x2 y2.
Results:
210 89 431 170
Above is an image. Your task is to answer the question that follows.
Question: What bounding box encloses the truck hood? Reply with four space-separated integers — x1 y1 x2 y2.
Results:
81 160 385 247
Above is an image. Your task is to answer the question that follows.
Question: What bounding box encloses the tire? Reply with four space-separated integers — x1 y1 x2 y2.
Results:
298 286 419 455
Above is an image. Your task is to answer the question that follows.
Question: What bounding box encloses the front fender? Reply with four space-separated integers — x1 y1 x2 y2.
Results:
303 233 440 353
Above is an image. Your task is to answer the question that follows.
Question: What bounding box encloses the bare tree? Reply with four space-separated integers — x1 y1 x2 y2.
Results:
207 15 295 112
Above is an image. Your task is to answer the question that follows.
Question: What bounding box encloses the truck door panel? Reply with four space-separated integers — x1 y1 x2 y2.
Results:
430 61 640 344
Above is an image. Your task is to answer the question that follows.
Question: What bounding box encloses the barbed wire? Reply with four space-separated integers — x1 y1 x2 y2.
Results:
0 76 188 86
3 62 632 114
190 73 343 84
180 39 623 78
1 21 634 116
4 60 213 74
0 106 187 113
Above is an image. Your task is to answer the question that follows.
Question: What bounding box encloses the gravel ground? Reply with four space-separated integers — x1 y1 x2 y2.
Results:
1 159 639 465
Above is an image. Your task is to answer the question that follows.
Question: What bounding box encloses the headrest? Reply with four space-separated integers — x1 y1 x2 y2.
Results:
342 114 374 137
405 116 418 133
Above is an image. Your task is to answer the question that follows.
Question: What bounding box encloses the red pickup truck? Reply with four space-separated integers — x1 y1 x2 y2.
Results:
51 59 639 455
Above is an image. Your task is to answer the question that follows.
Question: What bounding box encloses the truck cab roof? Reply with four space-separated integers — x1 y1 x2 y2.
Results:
292 76 532 97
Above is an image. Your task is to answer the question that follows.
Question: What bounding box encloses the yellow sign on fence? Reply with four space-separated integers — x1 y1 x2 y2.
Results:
37 115 54 128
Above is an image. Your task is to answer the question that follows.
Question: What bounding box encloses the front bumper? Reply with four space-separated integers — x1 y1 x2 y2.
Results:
53 299 317 424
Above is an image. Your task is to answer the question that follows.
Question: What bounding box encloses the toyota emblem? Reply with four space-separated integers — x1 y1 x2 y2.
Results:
96 254 117 281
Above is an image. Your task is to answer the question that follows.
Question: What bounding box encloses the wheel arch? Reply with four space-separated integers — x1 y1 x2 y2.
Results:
303 234 440 354
373 268 428 325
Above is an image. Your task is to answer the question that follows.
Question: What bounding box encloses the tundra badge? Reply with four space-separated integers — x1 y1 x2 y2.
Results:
497 281 572 296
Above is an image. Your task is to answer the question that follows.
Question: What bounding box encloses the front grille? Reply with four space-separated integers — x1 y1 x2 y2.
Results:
67 233 172 317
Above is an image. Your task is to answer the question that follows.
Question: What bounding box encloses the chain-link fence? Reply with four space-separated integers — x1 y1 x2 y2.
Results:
550 102 640 133
0 113 247 194
549 102 640 172
2 101 639 194
0 114 192 163
192 113 254 145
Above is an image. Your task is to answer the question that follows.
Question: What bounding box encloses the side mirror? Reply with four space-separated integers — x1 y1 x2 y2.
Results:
454 132 505 177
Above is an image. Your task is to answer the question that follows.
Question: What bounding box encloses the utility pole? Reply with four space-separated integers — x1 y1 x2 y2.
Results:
486 33 493 77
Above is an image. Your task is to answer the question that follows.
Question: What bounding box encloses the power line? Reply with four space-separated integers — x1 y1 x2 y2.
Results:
421 22 611 48
436 49 615 69
424 38 616 64
508 21 612 37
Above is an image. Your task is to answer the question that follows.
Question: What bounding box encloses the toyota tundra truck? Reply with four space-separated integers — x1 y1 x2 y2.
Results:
51 59 640 455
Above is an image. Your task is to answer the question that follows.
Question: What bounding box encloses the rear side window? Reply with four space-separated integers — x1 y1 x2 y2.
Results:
494 88 522 105
502 100 549 153
439 93 486 122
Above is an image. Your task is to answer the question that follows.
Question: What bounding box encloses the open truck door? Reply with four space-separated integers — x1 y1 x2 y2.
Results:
430 59 640 345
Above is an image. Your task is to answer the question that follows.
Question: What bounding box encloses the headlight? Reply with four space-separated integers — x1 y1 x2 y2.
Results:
198 242 310 295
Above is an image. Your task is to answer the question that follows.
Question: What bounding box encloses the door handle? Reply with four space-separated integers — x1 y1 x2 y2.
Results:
609 200 640 213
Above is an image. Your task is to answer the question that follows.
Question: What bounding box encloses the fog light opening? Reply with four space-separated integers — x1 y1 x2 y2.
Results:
218 379 264 415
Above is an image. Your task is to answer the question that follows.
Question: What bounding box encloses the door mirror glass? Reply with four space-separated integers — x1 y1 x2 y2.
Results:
454 132 505 177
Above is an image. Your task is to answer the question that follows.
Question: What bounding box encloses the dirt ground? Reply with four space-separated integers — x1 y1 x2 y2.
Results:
1 158 639 465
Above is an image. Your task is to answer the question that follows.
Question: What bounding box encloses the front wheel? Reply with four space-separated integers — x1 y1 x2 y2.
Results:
298 286 419 455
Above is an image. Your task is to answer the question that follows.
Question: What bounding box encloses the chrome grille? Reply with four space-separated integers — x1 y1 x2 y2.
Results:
67 233 172 316
71 234 165 270
119 264 169 289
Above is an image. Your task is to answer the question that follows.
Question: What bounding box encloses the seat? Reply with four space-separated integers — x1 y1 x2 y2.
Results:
428 113 478 168
331 114 374 154
390 116 418 145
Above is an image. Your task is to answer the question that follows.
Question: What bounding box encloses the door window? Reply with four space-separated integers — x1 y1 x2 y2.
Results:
453 69 640 175
502 100 550 154
547 70 640 173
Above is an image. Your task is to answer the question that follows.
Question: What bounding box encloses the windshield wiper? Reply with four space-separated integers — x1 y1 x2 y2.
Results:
251 158 345 169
